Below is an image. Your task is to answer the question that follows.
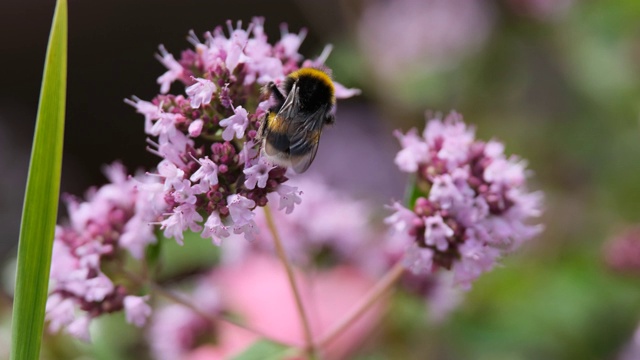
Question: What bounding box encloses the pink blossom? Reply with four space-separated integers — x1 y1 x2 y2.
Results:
302 44 333 68
425 215 454 251
185 77 216 108
238 139 259 167
46 295 75 333
243 159 275 189
124 295 152 327
393 129 429 172
171 179 200 204
120 215 156 259
124 96 162 134
484 156 527 188
233 220 259 241
403 245 435 275
156 45 184 94
201 211 231 245
219 105 249 141
157 160 185 192
190 157 219 188
161 203 203 245
49 240 78 279
84 273 115 302
188 119 204 137
333 81 362 99
274 24 307 60
273 184 302 214
423 112 475 169
67 316 91 342
150 112 182 138
245 18 270 58
226 194 256 226
384 202 419 234
225 21 250 72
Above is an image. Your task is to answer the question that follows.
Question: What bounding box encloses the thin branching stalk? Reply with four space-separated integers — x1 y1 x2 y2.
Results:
316 261 405 349
121 269 277 343
263 205 317 359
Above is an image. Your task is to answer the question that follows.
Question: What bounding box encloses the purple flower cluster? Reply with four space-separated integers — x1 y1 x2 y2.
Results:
386 112 543 289
127 18 358 246
45 163 163 340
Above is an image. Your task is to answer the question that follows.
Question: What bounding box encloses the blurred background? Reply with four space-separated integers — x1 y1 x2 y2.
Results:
3 0 640 359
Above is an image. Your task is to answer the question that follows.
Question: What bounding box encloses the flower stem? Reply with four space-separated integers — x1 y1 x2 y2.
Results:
263 205 317 359
316 261 405 349
121 269 273 341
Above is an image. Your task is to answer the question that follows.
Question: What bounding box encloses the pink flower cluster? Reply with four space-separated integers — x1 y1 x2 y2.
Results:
386 112 543 289
127 18 358 246
45 163 164 340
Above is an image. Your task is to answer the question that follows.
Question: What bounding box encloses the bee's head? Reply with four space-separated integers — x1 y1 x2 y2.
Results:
284 68 335 112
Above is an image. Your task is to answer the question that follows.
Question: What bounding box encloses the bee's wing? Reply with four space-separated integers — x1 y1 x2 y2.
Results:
290 140 319 173
268 81 328 173
288 105 330 173
278 83 299 119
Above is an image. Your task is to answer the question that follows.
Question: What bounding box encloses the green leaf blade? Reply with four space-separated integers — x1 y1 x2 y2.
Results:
10 0 67 359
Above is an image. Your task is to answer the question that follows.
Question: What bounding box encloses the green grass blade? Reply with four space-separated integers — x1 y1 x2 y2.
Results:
10 0 67 359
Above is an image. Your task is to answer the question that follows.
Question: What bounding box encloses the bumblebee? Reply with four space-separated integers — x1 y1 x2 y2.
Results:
258 68 336 173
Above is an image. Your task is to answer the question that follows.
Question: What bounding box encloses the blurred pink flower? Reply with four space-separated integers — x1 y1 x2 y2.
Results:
604 226 640 273
124 295 152 327
400 271 465 323
148 281 222 360
156 45 185 94
358 0 494 79
618 322 640 360
183 255 384 360
45 163 165 340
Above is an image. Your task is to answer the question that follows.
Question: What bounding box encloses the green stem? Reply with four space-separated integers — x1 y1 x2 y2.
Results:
263 205 317 359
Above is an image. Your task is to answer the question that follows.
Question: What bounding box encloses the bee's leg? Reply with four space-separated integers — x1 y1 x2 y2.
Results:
256 112 268 141
263 82 286 111
325 104 336 125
